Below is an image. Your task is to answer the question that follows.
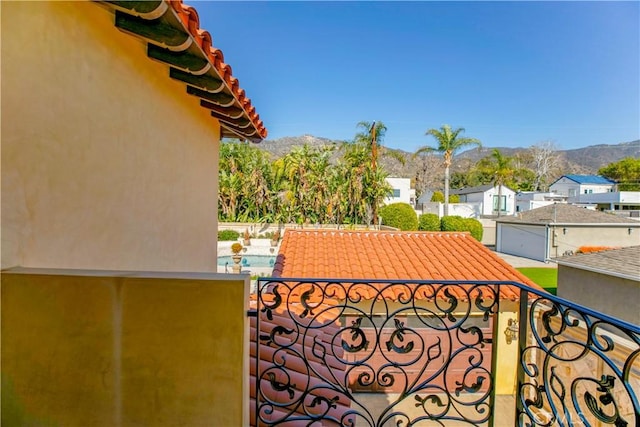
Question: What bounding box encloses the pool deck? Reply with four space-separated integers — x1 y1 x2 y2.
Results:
217 239 278 276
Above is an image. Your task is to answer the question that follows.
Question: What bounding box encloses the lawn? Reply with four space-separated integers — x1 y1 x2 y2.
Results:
517 267 558 295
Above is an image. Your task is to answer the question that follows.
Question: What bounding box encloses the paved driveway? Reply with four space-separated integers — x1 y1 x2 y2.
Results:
491 249 557 269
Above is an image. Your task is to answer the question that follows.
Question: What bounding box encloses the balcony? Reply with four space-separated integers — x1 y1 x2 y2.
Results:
2 270 637 426
252 278 639 426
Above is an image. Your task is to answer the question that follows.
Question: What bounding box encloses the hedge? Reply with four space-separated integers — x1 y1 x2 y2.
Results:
418 213 440 231
440 216 483 241
379 203 418 231
218 229 240 241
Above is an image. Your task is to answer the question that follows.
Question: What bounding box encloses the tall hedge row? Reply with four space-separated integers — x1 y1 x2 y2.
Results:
381 207 484 241
418 213 440 231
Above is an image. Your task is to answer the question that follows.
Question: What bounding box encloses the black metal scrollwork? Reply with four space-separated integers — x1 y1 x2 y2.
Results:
254 279 639 426
255 279 500 426
517 295 639 427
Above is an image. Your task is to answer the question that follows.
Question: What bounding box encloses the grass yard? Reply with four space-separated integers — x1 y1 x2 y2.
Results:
517 267 558 295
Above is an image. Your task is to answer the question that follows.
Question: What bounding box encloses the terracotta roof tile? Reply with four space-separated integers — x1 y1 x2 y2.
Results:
102 0 267 142
273 230 541 300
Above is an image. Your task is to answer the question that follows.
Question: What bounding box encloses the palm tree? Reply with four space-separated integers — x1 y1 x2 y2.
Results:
415 125 481 216
352 121 404 225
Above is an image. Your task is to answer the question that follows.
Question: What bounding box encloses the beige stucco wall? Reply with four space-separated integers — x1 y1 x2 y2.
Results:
557 265 639 324
1 1 220 271
548 225 640 259
1 269 249 426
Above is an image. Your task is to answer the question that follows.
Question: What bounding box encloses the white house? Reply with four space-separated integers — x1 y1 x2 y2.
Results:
570 191 640 212
451 184 516 216
549 175 616 199
384 177 415 206
515 192 567 213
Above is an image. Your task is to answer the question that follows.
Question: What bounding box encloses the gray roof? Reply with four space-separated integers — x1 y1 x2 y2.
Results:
451 184 513 195
556 246 640 281
497 203 637 224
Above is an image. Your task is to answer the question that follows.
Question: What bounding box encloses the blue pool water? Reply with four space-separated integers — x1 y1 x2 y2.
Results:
218 255 276 268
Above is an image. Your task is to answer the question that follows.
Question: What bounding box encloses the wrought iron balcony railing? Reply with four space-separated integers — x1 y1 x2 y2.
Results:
251 278 639 427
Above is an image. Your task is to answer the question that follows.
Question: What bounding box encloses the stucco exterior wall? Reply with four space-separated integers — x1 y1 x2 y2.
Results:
498 223 640 261
557 266 639 324
384 177 412 205
1 269 249 426
547 225 640 259
1 1 220 271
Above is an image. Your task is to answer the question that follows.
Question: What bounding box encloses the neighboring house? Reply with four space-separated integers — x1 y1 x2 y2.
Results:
451 184 516 216
2 2 266 425
384 177 416 206
416 189 436 208
549 175 616 199
273 229 543 395
515 191 567 213
555 246 640 325
496 204 640 261
570 191 640 212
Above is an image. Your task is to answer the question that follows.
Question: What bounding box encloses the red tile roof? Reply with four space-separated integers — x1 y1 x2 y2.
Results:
101 0 267 142
273 230 541 300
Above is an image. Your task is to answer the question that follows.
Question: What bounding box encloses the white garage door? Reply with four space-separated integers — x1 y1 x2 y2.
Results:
498 223 547 261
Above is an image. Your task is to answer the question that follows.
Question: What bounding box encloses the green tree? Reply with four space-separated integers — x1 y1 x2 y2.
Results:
415 125 481 216
598 157 640 191
481 149 515 217
353 121 404 225
431 191 459 203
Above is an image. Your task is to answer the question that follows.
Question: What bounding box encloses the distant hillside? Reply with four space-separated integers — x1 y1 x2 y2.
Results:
255 135 639 180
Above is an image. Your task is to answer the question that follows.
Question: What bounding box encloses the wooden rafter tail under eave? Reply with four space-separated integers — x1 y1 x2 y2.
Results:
100 0 267 143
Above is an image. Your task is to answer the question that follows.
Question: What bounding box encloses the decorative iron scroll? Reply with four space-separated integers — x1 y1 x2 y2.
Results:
255 279 499 426
517 294 640 427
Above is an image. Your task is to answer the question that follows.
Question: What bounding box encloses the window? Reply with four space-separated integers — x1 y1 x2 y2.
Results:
569 189 576 197
493 195 507 212
392 189 400 197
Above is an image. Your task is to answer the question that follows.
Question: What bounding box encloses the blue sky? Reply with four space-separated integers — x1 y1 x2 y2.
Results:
195 1 639 151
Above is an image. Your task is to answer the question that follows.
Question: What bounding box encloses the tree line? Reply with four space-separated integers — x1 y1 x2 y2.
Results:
219 122 639 224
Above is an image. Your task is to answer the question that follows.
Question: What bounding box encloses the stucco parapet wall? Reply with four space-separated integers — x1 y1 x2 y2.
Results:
497 221 640 227
2 266 249 281
99 0 267 142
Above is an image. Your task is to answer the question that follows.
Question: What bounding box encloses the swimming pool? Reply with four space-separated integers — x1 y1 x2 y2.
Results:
217 255 276 268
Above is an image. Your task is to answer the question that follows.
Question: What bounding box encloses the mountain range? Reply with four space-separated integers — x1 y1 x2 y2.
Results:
255 135 639 181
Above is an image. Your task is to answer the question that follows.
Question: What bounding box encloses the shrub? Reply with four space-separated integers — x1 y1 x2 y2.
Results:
430 191 460 203
462 218 483 241
418 214 440 231
218 229 240 241
440 216 483 241
379 203 418 231
231 242 243 254
430 191 444 203
440 215 464 232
